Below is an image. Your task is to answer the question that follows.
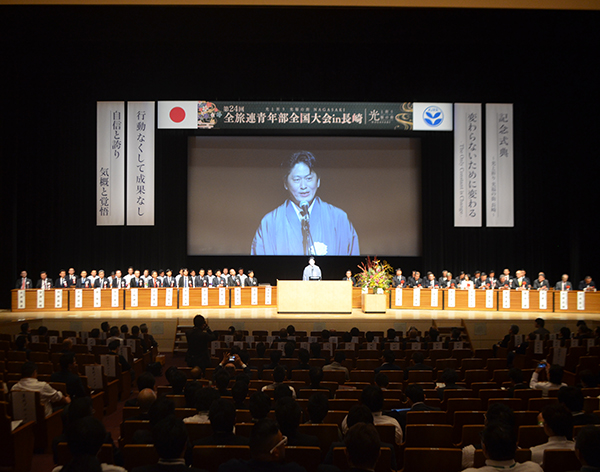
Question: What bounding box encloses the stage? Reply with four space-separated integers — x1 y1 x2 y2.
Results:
1 307 597 352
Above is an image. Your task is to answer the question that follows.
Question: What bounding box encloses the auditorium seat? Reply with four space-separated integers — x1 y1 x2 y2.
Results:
528 397 558 412
459 424 484 448
513 388 542 404
123 444 160 471
435 359 458 371
174 408 196 420
513 411 540 429
450 349 473 363
165 394 187 408
284 445 322 470
445 398 483 422
473 349 494 361
290 369 310 383
324 410 347 427
543 449 581 472
358 349 382 359
56 442 114 465
583 396 600 414
193 445 251 472
0 400 34 472
374 424 396 447
473 448 531 467
234 422 254 438
464 370 492 386
119 420 151 447
517 425 548 448
335 389 362 400
403 424 453 448
487 398 523 410
452 411 485 444
442 389 476 405
405 410 449 425
428 349 451 361
10 390 62 453
333 446 393 472
355 359 382 370
461 358 485 371
185 422 213 443
406 370 435 383
491 369 510 386
297 388 330 399
349 370 375 383
478 389 508 408
402 447 462 472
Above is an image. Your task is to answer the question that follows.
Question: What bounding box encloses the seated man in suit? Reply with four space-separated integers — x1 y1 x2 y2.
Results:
498 274 511 289
147 270 162 287
76 270 93 288
55 269 69 288
475 272 489 289
440 271 456 289
463 422 541 472
407 271 424 288
393 384 441 433
554 274 573 291
578 275 597 291
36 271 53 289
275 397 319 447
532 272 550 290
404 352 434 380
374 350 403 375
436 368 467 400
392 268 406 288
424 271 439 288
132 416 207 472
194 399 249 446
15 270 33 289
245 270 259 287
219 418 306 472
342 270 357 286
94 270 111 288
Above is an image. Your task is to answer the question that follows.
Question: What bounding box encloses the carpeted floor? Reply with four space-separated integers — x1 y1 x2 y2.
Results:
31 352 186 472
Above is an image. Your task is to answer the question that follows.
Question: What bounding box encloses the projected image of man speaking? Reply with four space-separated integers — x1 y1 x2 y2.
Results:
251 150 359 255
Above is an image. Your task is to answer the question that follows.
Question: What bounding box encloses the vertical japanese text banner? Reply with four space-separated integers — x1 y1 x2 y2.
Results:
97 102 125 225
454 103 482 227
127 102 155 225
486 103 514 227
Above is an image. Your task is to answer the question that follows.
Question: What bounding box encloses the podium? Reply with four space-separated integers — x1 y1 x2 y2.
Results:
277 280 352 313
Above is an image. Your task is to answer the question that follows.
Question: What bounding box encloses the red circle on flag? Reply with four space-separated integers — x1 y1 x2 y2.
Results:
170 107 186 123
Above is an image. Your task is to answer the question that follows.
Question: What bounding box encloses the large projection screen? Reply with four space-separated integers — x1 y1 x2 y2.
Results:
188 136 421 256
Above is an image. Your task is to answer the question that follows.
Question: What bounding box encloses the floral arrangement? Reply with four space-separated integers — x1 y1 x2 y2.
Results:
355 256 393 292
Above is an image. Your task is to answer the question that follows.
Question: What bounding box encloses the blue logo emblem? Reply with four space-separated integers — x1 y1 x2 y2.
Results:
423 106 444 127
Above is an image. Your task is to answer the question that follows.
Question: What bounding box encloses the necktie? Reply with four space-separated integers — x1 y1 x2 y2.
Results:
21 279 25 289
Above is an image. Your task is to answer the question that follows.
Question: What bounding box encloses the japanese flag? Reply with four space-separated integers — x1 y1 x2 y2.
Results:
158 101 198 129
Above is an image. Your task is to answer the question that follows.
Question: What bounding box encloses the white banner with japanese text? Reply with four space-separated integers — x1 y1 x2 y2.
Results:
486 103 514 227
97 101 125 225
454 103 482 226
127 102 155 225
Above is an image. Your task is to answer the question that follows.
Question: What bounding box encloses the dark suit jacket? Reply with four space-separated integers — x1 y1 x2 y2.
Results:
405 363 434 380
374 363 403 374
228 275 241 287
194 432 249 446
76 277 93 288
112 278 127 288
50 369 86 398
36 278 53 289
185 328 216 368
391 275 406 288
163 276 176 288
390 401 442 432
578 280 596 290
342 276 357 286
178 276 193 288
554 281 573 290
130 277 144 288
407 277 424 288
67 275 78 287
94 278 111 288
195 276 208 287
533 279 550 290
55 277 69 288
285 431 320 447
148 278 163 288
16 278 33 289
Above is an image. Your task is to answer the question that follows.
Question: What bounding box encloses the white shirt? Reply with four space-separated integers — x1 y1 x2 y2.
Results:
183 411 210 424
341 411 403 445
529 372 567 397
11 377 63 417
530 436 575 465
261 383 296 399
463 459 543 472
53 464 126 472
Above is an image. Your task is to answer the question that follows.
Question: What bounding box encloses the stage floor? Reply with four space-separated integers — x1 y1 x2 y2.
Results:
2 307 598 352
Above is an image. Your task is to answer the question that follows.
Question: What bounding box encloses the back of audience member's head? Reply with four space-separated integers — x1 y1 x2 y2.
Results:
249 418 281 460
486 403 515 430
307 392 329 423
170 369 187 395
386 328 396 340
284 341 295 358
412 351 425 364
235 372 251 385
109 326 119 337
334 351 346 364
165 366 179 385
428 327 439 342
275 397 301 436
298 348 310 365
374 372 389 389
38 325 48 337
20 322 29 334
107 340 120 351
579 369 599 388
273 365 286 383
131 325 140 336
535 317 545 328
249 392 271 421
66 396 94 424
559 327 571 339
15 336 27 350
508 367 524 385
342 332 352 343
286 324 296 336
405 384 425 404
100 322 109 333
152 416 188 460
138 388 157 413
214 369 231 393
209 398 236 434
62 339 73 351
321 329 330 341
195 387 220 413
309 366 323 387
136 371 156 392
21 361 37 378
273 384 293 402
350 327 360 337
278 327 287 339
345 423 381 470
89 328 100 339
193 314 206 329
481 422 517 462
548 364 564 385
440 368 459 385
232 380 249 406
120 324 128 334
382 350 395 364
59 353 76 371
365 331 375 343
361 386 384 413
310 342 322 358
509 325 519 335
148 397 176 427
184 381 201 408
270 350 282 364
576 425 600 467
558 386 584 413
66 416 107 470
541 404 573 437
347 404 374 428
256 342 266 358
